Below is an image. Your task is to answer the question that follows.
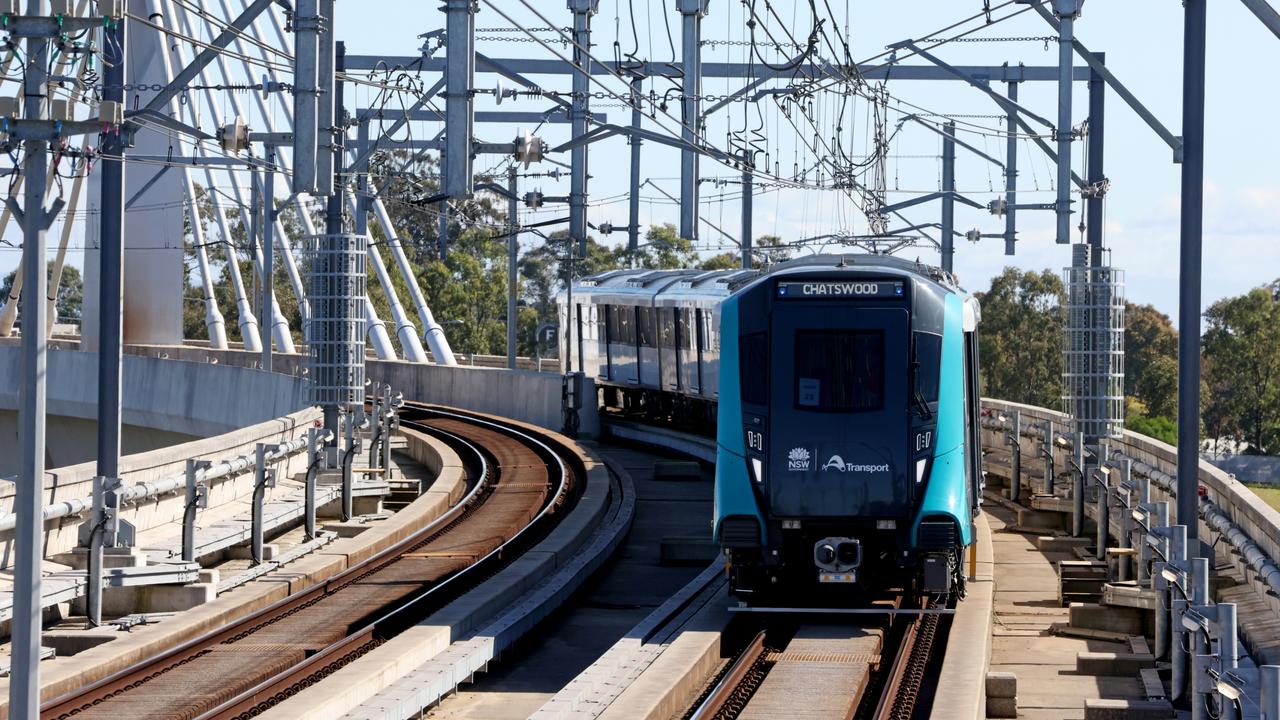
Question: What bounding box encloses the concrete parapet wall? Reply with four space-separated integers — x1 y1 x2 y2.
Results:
0 341 317 569
0 407 320 569
118 344 600 436
981 398 1280 651
0 343 308 437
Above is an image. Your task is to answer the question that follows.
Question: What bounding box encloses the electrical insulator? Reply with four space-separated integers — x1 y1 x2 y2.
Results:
515 130 544 169
49 99 72 123
599 222 614 236
987 198 1007 217
219 117 249 155
524 191 544 209
99 99 124 126
96 0 124 19
966 228 982 244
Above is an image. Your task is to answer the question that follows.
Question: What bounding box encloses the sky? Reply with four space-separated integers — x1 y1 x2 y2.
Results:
3 0 1277 328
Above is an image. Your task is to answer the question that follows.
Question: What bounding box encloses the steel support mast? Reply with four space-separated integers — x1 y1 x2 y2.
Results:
507 166 519 369
1052 0 1082 244
941 121 956 272
1004 78 1019 255
443 0 476 258
678 0 708 243
568 0 596 257
88 16 127 632
10 3 69 713
1178 0 1207 550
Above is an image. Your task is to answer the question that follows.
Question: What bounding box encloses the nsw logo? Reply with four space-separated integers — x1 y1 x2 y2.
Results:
787 447 811 471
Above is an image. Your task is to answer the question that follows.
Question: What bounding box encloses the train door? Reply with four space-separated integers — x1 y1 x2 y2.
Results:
679 308 699 393
767 302 911 518
659 307 679 391
964 329 983 515
702 309 720 397
603 304 615 381
637 306 660 388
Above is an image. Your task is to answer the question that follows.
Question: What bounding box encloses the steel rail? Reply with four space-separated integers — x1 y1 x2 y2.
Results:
40 406 582 720
688 631 768 720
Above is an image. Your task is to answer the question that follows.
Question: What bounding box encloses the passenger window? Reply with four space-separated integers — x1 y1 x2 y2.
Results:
913 332 942 404
740 333 768 405
659 308 675 348
638 308 656 348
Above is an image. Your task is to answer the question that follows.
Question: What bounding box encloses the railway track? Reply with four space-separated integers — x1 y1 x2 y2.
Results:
41 405 584 720
683 596 944 720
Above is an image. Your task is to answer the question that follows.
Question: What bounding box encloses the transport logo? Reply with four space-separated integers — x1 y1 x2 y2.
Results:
822 455 891 474
787 447 811 471
823 455 848 472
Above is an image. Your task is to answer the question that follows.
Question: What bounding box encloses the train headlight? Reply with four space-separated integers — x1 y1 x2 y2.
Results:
915 457 928 484
750 458 764 485
815 543 836 565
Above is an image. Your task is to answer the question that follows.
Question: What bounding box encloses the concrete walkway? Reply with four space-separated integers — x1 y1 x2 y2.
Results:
986 504 1144 720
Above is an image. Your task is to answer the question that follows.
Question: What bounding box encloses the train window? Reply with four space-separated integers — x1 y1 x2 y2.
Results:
637 307 657 348
913 332 942 404
605 305 617 344
793 330 885 412
696 309 707 351
612 306 631 345
678 309 693 350
740 333 768 405
659 308 675 348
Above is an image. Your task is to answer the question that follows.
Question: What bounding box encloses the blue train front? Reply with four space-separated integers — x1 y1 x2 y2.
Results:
713 255 983 603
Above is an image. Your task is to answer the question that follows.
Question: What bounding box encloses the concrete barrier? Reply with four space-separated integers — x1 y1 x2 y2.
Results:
982 398 1280 662
118 344 601 436
0 407 320 570
0 343 308 439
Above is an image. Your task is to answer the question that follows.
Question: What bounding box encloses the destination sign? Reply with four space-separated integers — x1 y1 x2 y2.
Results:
776 280 905 299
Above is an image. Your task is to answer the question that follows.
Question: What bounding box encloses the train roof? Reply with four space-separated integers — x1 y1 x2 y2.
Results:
765 253 962 292
562 254 974 307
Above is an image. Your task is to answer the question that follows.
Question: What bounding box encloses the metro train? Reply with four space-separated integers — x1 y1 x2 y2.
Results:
559 254 982 603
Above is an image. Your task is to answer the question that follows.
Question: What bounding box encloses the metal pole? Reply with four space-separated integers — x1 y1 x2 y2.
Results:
741 152 753 270
1004 79 1018 255
252 444 267 565
262 145 276 372
507 166 519 370
443 0 475 200
941 120 956 272
568 0 595 257
677 0 705 243
86 16 126 634
1072 433 1085 537
12 10 53 713
1044 420 1056 495
292 0 319 193
1052 0 1081 244
315 0 335 197
1178 0 1206 553
627 77 642 254
321 41 348 444
1095 469 1109 560
1010 411 1022 503
1086 53 1105 252
1262 665 1280 720
305 428 318 540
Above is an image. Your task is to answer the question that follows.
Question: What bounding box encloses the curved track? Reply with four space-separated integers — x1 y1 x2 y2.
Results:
41 405 583 720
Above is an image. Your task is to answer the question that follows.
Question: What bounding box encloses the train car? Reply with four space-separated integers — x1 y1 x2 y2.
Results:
714 254 982 604
560 267 758 427
558 254 981 603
